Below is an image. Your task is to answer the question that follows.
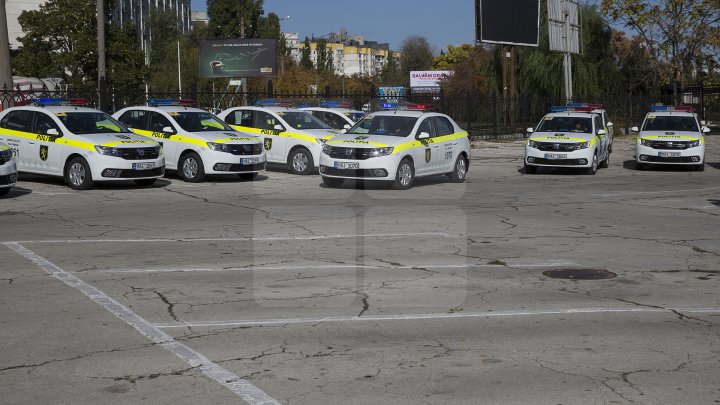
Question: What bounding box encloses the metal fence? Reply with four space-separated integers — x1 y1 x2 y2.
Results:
2 84 716 139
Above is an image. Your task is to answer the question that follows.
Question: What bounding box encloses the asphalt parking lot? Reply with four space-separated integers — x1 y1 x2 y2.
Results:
1 134 719 404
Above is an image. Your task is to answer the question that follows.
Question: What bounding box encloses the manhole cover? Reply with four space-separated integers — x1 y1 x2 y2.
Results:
542 269 617 280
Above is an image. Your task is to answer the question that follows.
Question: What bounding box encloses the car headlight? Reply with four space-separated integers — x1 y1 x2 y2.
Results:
154 144 163 155
528 140 539 149
368 147 394 157
207 142 232 153
0 148 14 164
688 139 701 147
322 144 332 154
568 142 589 150
639 139 653 146
94 145 123 157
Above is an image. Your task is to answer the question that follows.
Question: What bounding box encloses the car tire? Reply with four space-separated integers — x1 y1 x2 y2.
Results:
134 178 157 186
586 153 598 175
288 147 314 175
524 164 537 174
0 188 10 197
65 157 94 190
238 172 259 180
393 158 415 190
695 163 705 172
449 155 468 183
180 152 205 182
600 152 609 168
322 176 344 188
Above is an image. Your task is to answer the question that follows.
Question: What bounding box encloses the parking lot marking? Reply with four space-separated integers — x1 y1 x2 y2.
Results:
3 242 280 405
594 186 720 197
153 307 720 329
12 232 457 245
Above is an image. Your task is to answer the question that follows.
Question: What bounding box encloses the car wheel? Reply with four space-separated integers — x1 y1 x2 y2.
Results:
0 188 10 197
393 158 415 190
180 152 205 182
600 152 609 168
586 153 598 175
288 147 314 175
524 164 537 174
449 155 468 183
65 157 94 190
695 163 705 172
134 178 156 186
238 172 259 180
322 176 344 188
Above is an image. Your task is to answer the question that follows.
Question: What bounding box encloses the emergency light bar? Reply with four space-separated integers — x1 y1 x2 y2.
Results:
648 105 695 112
549 105 596 112
147 99 195 107
320 100 353 109
255 99 293 107
379 101 433 111
33 98 90 106
567 103 603 110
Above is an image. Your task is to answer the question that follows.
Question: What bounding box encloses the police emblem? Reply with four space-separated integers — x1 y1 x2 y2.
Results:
39 145 49 161
425 148 431 163
355 136 368 140
263 138 272 151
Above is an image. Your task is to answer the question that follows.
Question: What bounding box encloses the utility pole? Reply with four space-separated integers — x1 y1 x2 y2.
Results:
240 16 248 106
97 0 108 111
0 0 14 106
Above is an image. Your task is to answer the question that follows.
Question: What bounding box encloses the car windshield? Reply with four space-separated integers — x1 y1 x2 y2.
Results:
347 115 418 137
58 112 129 134
277 111 330 129
171 112 232 132
536 116 592 133
642 115 699 132
346 112 365 122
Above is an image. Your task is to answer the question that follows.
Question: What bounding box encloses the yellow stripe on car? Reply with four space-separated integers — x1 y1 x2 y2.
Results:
129 128 207 148
393 132 469 154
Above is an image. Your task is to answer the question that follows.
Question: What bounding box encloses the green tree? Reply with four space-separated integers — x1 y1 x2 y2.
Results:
207 0 264 38
300 37 314 70
433 45 494 97
316 38 331 74
107 23 147 92
399 35 434 85
433 44 474 70
257 12 280 39
379 51 402 85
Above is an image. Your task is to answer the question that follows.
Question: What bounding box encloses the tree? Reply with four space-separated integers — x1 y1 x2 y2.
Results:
399 35 434 85
207 0 264 39
107 23 147 93
379 51 402 85
316 38 332 74
300 37 313 70
611 31 663 95
257 12 280 39
433 44 493 97
602 0 720 101
433 44 474 70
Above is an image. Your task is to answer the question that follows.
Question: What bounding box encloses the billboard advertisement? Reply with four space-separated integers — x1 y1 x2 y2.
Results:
199 39 277 78
409 71 453 88
476 0 540 47
379 86 405 97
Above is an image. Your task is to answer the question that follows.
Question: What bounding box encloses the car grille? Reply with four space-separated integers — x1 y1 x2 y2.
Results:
320 166 387 178
120 147 160 160
115 167 165 178
645 141 691 150
536 142 579 152
531 158 585 166
228 143 263 156
644 156 695 163
0 174 17 185
225 163 266 171
327 146 374 160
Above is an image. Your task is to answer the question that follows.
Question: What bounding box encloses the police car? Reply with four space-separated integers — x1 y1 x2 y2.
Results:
217 100 340 175
0 141 17 197
632 105 708 171
525 105 611 175
300 100 365 130
113 100 265 182
319 103 471 189
0 98 164 190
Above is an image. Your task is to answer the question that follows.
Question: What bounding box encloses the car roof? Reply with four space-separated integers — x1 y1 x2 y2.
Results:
644 111 695 117
545 111 599 118
128 105 208 113
5 105 101 113
301 107 363 114
366 110 439 118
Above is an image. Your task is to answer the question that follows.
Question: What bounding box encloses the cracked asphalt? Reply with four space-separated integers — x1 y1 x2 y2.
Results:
1 134 719 404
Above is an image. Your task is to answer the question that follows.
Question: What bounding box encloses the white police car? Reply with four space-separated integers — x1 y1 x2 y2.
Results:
525 105 611 175
0 98 164 190
300 100 365 130
632 105 708 171
217 100 340 175
319 103 471 189
114 100 265 182
0 141 17 197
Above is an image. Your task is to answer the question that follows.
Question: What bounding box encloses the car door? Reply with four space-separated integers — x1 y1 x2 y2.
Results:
412 117 438 176
602 110 614 149
30 111 64 174
147 112 178 169
254 110 286 163
0 110 33 170
594 115 608 161
431 116 458 173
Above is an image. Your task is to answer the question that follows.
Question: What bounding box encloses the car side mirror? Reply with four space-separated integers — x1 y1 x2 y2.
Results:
417 132 430 140
702 126 710 133
607 121 613 127
597 129 607 136
343 124 351 130
526 127 534 133
273 124 284 131
701 120 706 126
46 128 60 136
630 126 639 133
340 129 347 134
162 126 174 134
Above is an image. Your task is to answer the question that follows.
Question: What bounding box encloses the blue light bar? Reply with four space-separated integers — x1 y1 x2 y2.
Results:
648 105 695 112
649 105 668 111
549 106 572 112
32 98 63 106
380 103 398 109
147 98 176 106
255 99 293 107
320 100 352 108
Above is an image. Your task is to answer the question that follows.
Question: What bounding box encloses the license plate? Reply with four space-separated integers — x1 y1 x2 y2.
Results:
132 162 155 170
334 161 359 169
658 152 681 157
544 153 567 159
240 158 260 165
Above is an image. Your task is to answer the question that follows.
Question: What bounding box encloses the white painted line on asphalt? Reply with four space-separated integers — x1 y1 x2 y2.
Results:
2 242 280 405
13 232 458 244
594 186 720 197
154 307 720 329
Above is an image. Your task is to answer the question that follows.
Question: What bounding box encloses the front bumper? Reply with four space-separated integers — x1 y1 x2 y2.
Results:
202 151 267 174
319 153 397 180
636 144 704 165
91 156 166 180
524 147 594 167
0 159 17 188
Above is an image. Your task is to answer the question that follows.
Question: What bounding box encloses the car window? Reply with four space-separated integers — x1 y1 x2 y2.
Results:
118 110 147 130
277 111 330 130
642 115 699 132
0 110 33 132
57 112 128 134
312 111 345 129
537 116 592 133
347 115 418 137
227 110 253 127
433 117 455 136
148 112 175 134
256 111 281 130
33 112 61 135
417 118 434 137
171 111 231 132
594 116 603 133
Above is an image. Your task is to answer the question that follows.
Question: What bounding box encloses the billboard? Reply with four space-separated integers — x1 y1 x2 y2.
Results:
199 39 277 78
476 0 540 47
379 86 405 97
410 71 453 88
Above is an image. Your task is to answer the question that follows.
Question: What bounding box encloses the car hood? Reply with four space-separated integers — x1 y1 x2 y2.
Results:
529 132 595 143
325 134 409 148
73 132 160 147
189 130 261 144
638 130 702 141
301 128 342 140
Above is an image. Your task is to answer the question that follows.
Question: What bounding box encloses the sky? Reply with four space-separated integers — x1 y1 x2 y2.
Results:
189 0 476 53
